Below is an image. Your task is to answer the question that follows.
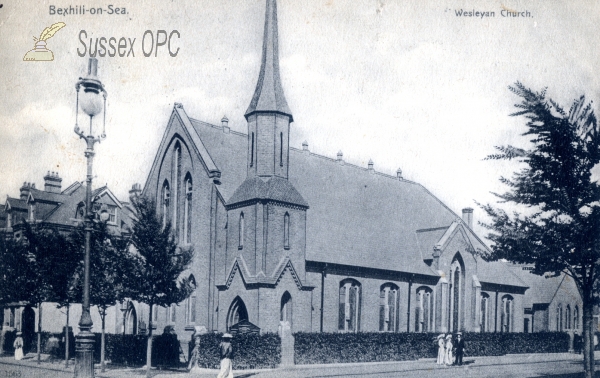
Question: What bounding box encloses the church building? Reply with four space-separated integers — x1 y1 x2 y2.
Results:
138 0 579 337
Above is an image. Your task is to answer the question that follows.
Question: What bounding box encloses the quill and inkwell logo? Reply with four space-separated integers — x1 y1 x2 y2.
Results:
23 22 66 61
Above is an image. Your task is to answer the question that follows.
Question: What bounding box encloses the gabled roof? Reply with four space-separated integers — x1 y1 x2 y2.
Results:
5 197 27 210
506 265 571 307
27 188 65 204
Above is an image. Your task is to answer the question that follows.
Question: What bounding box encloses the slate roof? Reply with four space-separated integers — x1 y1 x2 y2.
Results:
505 265 568 307
228 176 308 208
5 197 27 210
189 118 495 277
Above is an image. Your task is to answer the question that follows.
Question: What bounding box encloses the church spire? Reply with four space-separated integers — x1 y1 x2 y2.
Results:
245 0 293 122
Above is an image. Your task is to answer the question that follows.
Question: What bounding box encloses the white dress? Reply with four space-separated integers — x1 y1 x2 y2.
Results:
436 339 445 365
13 337 24 361
444 339 453 366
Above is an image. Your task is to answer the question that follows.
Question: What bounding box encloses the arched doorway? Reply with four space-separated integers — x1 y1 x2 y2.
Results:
125 303 137 335
280 292 292 329
227 297 248 331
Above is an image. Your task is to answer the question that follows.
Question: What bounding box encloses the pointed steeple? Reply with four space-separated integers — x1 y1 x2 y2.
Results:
245 0 293 122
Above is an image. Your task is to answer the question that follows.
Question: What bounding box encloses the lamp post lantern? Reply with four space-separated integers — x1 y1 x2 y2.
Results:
73 57 107 378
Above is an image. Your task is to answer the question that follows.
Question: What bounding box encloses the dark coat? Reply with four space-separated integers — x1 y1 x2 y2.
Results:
454 338 465 353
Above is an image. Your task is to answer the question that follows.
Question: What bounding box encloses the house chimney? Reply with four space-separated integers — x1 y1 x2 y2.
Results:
44 171 62 193
368 159 374 173
462 208 473 229
221 115 230 133
129 183 142 202
20 182 30 200
396 168 403 180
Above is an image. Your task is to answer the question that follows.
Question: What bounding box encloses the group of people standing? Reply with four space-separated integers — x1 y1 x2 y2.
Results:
436 332 465 366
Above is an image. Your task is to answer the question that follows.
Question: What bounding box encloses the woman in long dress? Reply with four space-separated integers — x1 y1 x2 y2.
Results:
436 334 446 365
444 334 453 366
13 332 24 361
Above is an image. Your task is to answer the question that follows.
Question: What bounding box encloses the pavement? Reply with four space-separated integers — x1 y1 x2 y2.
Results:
1 352 600 378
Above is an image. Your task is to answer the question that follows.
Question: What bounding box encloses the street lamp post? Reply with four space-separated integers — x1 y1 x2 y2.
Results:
73 57 107 378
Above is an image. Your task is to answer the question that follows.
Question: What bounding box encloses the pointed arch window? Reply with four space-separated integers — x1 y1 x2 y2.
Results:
415 286 433 332
284 212 290 249
185 275 197 324
172 143 182 237
501 295 514 332
556 304 563 331
574 305 579 330
339 279 361 333
280 132 283 167
379 283 399 332
161 180 170 229
566 305 571 330
238 212 244 249
250 132 255 167
183 174 193 243
480 292 490 332
448 255 464 332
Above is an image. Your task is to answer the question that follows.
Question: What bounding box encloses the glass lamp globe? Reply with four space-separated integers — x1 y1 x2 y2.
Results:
98 209 110 222
79 84 104 117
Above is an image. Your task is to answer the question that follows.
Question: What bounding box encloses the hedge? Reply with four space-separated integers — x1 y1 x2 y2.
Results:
294 332 571 365
191 333 281 369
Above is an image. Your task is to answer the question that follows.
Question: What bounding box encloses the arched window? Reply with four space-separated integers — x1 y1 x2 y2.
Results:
556 304 563 331
415 286 433 332
227 297 248 331
250 132 255 167
284 212 290 249
501 295 514 332
185 275 197 324
574 306 579 330
566 305 571 330
124 302 137 335
379 283 399 332
280 132 283 166
172 143 181 237
281 291 292 327
339 279 361 332
161 180 170 229
167 303 176 323
183 174 193 243
448 255 464 332
238 212 244 249
480 292 490 332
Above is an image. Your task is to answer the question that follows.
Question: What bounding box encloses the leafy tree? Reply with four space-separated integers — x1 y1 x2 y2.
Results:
69 221 133 372
21 224 73 364
480 82 600 378
127 196 194 376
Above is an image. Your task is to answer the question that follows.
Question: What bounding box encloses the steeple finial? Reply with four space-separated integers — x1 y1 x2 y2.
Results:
244 0 293 122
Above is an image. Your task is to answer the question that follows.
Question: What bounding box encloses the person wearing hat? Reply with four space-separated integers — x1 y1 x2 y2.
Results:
188 326 207 373
436 334 446 365
453 332 465 366
444 334 454 366
13 332 24 361
217 333 234 378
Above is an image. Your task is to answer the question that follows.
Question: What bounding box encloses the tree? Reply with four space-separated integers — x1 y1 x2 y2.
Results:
480 82 600 378
69 221 132 372
21 224 74 364
127 196 194 377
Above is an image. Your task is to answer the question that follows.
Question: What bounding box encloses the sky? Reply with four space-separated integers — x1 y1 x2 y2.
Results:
0 0 599 241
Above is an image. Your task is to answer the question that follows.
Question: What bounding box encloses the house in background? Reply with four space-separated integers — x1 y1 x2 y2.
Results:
0 171 136 346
